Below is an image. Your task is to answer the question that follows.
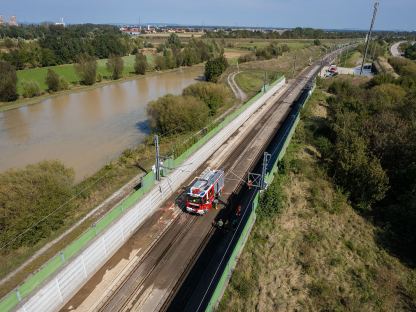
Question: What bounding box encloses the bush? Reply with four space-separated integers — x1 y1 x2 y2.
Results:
205 55 228 82
106 54 124 80
0 60 18 101
154 55 166 70
45 69 61 92
59 77 69 90
147 94 210 135
238 53 257 63
74 53 97 85
134 52 148 75
182 82 231 114
21 80 41 98
0 161 75 251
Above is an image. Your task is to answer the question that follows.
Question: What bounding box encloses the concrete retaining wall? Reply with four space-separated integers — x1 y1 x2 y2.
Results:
4 77 286 312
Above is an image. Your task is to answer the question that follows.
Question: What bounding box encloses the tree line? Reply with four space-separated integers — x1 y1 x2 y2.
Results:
238 42 290 63
205 28 416 40
314 58 416 261
0 33 227 101
0 24 131 68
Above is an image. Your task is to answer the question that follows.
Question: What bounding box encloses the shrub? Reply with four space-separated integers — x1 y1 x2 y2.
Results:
147 94 210 135
106 54 124 80
21 80 41 98
0 161 75 250
238 53 257 63
182 82 231 114
59 77 69 90
74 53 97 85
134 52 148 75
154 55 166 70
45 69 61 92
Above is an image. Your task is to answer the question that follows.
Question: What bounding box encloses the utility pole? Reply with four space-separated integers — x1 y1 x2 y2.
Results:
154 135 161 181
360 1 379 75
292 55 297 78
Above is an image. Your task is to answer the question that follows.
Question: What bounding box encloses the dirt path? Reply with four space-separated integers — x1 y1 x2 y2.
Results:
227 71 247 102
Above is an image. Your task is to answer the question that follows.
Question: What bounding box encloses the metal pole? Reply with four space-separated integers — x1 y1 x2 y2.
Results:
293 56 297 78
360 1 379 75
154 135 160 181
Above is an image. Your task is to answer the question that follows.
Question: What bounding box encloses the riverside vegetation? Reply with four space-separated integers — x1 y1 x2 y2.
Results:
0 73 233 297
220 58 416 311
0 34 335 297
0 27 224 104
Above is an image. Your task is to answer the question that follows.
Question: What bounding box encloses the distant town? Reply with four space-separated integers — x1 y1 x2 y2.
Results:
0 15 291 35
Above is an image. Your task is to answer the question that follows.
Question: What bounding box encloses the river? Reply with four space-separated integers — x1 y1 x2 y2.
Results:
0 66 203 181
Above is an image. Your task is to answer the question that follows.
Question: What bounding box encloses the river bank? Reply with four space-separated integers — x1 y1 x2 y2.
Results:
0 64 203 113
0 65 204 181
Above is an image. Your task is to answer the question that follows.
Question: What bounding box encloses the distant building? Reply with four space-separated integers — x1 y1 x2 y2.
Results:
0 16 4 25
9 16 18 26
55 17 66 27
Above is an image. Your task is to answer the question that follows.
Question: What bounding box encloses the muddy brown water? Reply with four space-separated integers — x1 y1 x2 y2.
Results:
0 67 203 181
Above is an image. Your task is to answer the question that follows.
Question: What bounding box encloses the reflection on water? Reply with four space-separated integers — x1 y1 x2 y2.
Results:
0 67 203 181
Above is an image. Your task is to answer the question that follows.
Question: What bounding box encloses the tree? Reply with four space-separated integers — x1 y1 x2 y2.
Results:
134 52 148 75
40 48 57 67
183 82 231 115
147 95 209 135
74 53 97 85
204 55 229 82
167 33 182 49
0 61 18 101
314 39 322 46
163 49 176 69
21 80 41 98
106 54 124 80
154 55 166 70
46 69 61 92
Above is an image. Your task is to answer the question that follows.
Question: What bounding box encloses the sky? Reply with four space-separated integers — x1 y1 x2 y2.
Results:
1 0 415 31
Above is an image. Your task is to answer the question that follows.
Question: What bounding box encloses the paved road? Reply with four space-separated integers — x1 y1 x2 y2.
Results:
391 41 406 57
227 71 247 102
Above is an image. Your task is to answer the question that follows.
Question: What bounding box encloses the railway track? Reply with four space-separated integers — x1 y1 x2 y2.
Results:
95 66 320 312
62 49 343 312
97 214 198 312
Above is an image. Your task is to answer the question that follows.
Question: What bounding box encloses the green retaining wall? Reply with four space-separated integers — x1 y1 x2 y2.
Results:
205 200 257 312
0 76 285 312
205 81 316 312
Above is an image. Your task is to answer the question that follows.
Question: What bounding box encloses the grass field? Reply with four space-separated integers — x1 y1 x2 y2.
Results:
227 45 322 98
339 50 362 67
16 54 155 94
234 70 275 94
219 87 416 311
